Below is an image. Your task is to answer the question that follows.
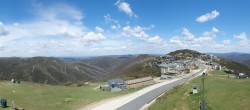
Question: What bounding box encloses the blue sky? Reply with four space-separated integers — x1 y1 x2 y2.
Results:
0 0 250 57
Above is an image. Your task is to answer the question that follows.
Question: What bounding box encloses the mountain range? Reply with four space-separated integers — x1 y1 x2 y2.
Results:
0 50 249 85
212 52 250 67
0 54 157 84
0 57 108 84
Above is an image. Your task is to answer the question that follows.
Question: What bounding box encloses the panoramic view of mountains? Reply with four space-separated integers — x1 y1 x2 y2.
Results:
0 0 250 110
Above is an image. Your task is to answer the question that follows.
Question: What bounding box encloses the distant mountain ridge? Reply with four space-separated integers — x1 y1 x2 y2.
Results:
0 57 108 84
0 55 157 84
80 54 160 80
212 52 250 67
81 54 156 73
1 50 250 85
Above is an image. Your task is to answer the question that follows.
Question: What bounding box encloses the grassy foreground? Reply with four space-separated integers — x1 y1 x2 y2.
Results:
0 81 140 110
149 70 250 110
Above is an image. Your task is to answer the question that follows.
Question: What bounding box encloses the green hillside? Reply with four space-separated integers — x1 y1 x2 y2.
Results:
149 70 250 110
0 81 141 110
0 57 108 84
81 54 155 72
214 58 250 75
81 54 159 80
109 59 160 80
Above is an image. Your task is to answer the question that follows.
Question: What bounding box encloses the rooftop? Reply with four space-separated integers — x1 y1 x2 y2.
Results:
108 78 125 84
159 62 178 68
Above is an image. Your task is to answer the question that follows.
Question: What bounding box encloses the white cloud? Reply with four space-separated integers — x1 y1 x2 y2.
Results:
0 4 106 45
181 27 219 44
192 27 219 45
1 4 86 40
0 3 166 57
147 36 164 45
0 22 9 36
172 27 219 48
234 32 249 46
142 24 155 30
182 28 195 41
83 32 105 42
13 23 19 26
2 3 249 56
211 44 226 49
0 41 6 51
111 24 121 30
120 25 165 45
90 46 126 52
104 14 118 24
234 32 247 40
95 26 104 33
37 4 84 22
169 28 249 53
122 26 149 39
223 39 231 44
0 4 110 57
201 27 219 38
170 36 187 48
196 10 220 23
170 27 223 51
2 19 84 41
111 25 118 30
212 27 219 33
115 0 137 18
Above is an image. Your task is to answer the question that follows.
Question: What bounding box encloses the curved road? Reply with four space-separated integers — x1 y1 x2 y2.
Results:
117 65 207 110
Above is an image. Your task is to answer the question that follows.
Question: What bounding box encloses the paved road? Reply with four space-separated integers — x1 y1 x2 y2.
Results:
117 65 207 110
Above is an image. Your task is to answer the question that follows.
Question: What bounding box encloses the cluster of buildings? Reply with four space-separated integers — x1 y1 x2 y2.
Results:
100 54 200 92
224 68 234 74
100 76 154 92
157 56 198 79
212 65 221 70
101 53 249 92
206 61 249 79
11 79 21 84
205 61 221 70
238 73 248 79
225 68 248 78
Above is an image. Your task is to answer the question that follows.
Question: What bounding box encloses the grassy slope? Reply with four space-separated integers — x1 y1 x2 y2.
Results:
149 70 250 110
215 58 250 75
0 57 109 84
81 54 155 73
0 81 141 110
109 59 160 80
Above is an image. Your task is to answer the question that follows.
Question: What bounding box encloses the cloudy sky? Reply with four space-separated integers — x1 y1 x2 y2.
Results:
0 0 250 57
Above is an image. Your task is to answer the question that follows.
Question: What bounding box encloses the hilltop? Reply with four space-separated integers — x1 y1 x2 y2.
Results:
168 49 202 57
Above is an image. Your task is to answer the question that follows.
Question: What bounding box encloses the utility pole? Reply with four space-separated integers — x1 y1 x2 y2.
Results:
201 72 206 110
